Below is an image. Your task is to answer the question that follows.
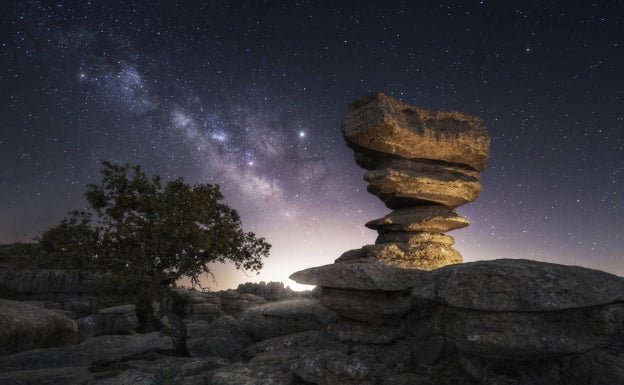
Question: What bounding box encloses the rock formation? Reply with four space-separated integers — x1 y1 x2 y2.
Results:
339 92 490 270
285 258 624 384
0 299 79 355
76 304 139 341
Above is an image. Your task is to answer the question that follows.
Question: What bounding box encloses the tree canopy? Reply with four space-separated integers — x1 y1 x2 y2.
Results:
26 161 271 292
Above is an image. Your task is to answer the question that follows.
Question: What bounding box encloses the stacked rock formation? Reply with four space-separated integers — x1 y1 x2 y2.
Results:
338 93 490 270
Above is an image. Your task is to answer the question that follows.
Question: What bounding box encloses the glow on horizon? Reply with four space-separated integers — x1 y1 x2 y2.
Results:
179 215 378 292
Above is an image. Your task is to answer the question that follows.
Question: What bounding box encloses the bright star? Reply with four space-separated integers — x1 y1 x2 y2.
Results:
299 131 306 138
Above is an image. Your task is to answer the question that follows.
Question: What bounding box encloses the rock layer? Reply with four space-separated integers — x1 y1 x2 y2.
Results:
291 258 624 366
341 92 490 269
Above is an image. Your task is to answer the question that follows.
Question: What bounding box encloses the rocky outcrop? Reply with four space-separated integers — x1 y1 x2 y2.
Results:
0 268 101 317
1 262 621 385
288 258 624 384
0 269 90 295
77 304 139 341
0 299 79 355
219 290 266 318
88 356 230 385
185 315 251 360
169 287 223 323
340 93 490 269
236 281 305 301
406 259 624 360
240 298 337 341
0 332 174 372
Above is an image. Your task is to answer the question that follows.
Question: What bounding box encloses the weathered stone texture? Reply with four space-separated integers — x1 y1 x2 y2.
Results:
341 92 490 269
341 93 490 171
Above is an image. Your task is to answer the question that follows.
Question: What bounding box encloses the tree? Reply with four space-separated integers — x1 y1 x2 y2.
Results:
36 161 271 295
10 211 98 271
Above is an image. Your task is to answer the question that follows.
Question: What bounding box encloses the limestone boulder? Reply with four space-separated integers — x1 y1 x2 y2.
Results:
0 332 174 372
375 231 455 245
219 291 266 318
290 259 429 292
366 205 468 233
327 319 405 344
0 299 79 356
0 366 95 385
409 303 624 360
204 331 343 385
243 331 327 359
292 350 373 385
407 259 624 360
341 92 490 171
77 304 139 341
290 339 422 385
89 356 229 385
336 243 462 270
320 287 411 324
0 269 88 295
364 166 481 209
240 298 337 341
167 287 223 322
186 315 251 359
182 302 222 322
412 258 624 311
457 349 624 385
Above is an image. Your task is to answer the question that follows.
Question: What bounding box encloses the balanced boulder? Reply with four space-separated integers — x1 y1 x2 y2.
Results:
341 92 490 270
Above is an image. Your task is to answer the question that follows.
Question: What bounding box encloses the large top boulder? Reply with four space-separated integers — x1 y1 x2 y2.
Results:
341 93 490 171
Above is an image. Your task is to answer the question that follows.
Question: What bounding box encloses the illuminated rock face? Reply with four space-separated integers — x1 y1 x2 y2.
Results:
340 93 490 270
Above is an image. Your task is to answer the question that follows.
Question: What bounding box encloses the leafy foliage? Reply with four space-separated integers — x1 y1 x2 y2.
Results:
16 161 271 293
8 211 98 270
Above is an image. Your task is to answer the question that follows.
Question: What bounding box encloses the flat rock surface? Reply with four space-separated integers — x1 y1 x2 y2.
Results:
290 259 430 292
240 299 337 341
0 332 174 372
341 93 490 171
419 258 624 311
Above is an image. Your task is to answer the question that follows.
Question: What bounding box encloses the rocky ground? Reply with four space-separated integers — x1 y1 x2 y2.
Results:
1 258 623 385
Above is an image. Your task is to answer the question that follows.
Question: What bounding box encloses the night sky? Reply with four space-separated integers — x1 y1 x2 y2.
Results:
1 1 622 290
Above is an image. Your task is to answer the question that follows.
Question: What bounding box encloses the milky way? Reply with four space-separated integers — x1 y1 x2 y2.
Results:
1 1 622 289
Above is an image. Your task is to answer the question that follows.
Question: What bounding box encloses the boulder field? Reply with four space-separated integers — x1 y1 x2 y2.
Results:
1 258 622 385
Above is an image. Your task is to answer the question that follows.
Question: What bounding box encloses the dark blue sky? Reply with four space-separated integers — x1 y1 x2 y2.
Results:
1 1 622 289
